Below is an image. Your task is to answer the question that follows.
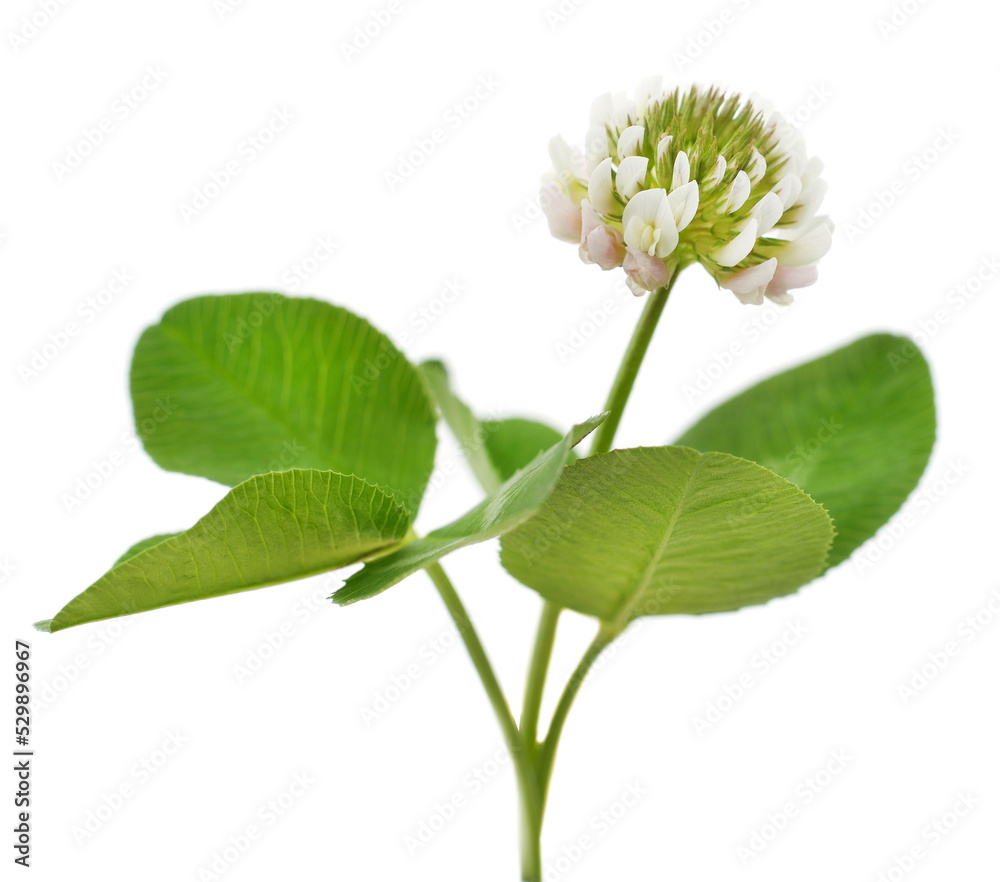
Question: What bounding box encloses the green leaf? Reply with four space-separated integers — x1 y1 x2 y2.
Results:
114 534 177 565
483 419 567 484
332 415 606 606
420 360 568 491
674 334 935 568
131 293 437 511
420 360 503 492
36 470 410 633
500 447 834 623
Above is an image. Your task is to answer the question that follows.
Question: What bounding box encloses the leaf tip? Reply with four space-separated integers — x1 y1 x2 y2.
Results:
329 585 358 607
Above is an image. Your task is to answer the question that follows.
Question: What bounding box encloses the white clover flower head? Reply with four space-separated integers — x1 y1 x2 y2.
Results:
540 81 832 303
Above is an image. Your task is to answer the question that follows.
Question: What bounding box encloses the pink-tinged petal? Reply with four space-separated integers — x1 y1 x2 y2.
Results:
585 227 626 270
718 257 778 306
625 274 649 297
541 183 582 243
580 199 603 239
765 264 818 304
578 200 625 269
623 246 671 295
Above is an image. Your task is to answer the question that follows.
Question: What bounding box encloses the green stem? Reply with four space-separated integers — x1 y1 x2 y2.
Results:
537 621 623 805
588 276 679 457
423 561 543 881
520 602 562 754
425 561 520 752
513 274 680 868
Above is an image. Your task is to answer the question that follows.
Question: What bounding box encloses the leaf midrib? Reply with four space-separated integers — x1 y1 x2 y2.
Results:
157 320 335 477
612 452 703 627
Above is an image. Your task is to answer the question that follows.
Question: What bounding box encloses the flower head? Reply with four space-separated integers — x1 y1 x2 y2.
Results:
541 80 832 303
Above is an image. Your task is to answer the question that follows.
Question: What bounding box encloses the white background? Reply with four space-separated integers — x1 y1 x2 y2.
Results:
2 0 998 879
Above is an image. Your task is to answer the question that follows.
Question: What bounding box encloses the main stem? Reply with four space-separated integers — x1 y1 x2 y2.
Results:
537 621 623 803
588 277 678 456
520 602 561 754
425 278 678 878
424 561 544 880
515 277 679 871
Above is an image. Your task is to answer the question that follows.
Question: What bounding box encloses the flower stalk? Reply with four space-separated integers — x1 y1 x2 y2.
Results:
420 77 835 879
